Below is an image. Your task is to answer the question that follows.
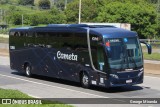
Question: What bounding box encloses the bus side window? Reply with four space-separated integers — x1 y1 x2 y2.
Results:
74 33 89 64
26 31 35 47
9 32 17 48
13 32 26 49
35 32 46 47
59 33 75 51
74 33 88 51
47 32 59 49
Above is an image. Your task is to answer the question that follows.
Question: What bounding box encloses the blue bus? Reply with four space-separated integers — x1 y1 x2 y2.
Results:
9 24 151 88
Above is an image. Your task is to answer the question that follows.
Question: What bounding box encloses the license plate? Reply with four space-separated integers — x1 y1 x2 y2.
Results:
126 79 132 83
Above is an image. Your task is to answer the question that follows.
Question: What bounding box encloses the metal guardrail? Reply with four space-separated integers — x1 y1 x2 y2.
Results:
140 39 160 43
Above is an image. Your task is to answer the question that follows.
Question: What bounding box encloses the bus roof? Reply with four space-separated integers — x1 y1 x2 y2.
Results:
89 27 137 38
10 27 32 32
13 27 32 30
10 24 137 38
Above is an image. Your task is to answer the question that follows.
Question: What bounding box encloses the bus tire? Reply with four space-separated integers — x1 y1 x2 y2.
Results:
81 72 90 88
25 65 32 77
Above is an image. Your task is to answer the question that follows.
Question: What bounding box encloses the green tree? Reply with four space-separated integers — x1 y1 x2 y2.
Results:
52 0 74 10
48 7 66 23
65 0 98 23
146 0 158 4
27 8 66 25
9 12 22 25
96 1 157 38
38 0 51 9
54 0 65 10
0 0 9 4
6 6 22 25
30 14 40 26
18 0 34 5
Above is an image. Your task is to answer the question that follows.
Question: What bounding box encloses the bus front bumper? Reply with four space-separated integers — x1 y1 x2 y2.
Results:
107 70 144 87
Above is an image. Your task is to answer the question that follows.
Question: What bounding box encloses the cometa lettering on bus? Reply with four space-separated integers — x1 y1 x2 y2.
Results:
57 51 78 61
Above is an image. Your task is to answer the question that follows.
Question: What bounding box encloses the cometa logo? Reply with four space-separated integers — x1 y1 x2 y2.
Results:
57 51 78 61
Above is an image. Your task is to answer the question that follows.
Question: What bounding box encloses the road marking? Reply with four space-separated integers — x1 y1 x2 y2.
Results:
0 73 108 98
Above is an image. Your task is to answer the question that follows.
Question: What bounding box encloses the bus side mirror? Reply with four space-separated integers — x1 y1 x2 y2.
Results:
140 41 152 54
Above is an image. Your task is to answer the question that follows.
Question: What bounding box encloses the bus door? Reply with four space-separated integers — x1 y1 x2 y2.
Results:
90 34 107 85
90 35 106 72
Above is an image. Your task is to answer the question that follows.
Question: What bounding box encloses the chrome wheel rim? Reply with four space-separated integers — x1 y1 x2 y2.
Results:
82 74 88 85
26 66 30 76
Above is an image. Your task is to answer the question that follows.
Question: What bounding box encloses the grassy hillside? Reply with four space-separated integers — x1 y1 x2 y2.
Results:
0 4 40 14
0 3 49 30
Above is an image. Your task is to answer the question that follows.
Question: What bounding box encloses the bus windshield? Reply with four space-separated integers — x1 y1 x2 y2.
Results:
105 37 143 71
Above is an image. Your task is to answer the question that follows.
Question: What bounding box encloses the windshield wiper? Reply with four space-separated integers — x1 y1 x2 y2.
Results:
120 46 127 71
127 49 137 69
129 57 137 69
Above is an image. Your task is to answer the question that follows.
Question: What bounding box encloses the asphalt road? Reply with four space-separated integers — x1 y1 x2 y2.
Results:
0 56 160 107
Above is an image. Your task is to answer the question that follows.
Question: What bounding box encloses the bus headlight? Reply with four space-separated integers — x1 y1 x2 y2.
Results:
110 74 119 79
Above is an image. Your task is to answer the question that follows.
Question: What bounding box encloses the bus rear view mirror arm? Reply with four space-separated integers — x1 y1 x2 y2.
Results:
140 41 152 54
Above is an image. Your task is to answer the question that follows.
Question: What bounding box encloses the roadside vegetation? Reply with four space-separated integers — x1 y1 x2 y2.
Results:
0 88 73 107
0 0 160 39
0 88 31 98
143 53 160 61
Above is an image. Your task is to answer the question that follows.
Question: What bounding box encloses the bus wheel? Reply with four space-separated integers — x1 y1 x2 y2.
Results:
81 72 90 88
25 65 32 77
